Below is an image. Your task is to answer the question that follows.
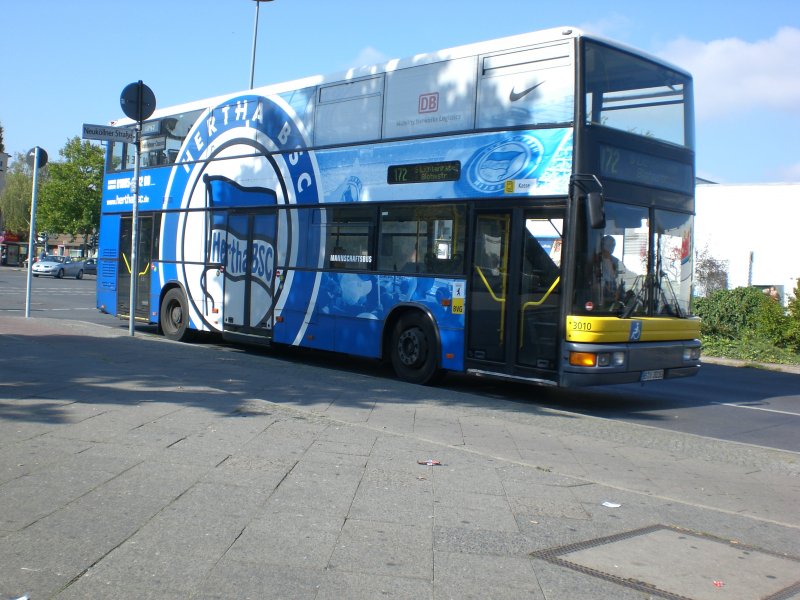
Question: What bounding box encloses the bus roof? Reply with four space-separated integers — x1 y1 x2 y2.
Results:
110 26 689 127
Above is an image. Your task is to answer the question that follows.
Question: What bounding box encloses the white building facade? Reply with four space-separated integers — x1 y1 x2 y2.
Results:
695 182 798 305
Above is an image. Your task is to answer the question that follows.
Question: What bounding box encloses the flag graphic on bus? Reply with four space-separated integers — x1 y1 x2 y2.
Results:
204 174 278 330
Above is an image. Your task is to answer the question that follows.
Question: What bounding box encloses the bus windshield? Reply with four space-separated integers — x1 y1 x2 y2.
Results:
574 201 693 318
583 40 693 149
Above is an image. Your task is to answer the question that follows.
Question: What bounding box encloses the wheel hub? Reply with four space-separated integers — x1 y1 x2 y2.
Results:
170 304 183 325
398 329 422 366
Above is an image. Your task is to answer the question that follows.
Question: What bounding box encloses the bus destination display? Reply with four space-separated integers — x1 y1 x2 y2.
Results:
387 161 461 184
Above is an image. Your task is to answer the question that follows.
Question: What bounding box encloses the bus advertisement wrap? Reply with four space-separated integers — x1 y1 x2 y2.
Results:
96 27 700 387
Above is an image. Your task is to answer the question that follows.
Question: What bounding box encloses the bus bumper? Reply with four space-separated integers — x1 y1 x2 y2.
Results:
560 339 701 387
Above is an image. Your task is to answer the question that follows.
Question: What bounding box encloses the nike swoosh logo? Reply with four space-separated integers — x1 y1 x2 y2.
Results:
509 81 544 102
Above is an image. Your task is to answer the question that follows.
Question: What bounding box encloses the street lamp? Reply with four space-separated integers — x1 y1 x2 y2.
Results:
249 0 275 89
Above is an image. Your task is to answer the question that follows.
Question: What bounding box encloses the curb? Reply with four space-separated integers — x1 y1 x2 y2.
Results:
701 355 800 375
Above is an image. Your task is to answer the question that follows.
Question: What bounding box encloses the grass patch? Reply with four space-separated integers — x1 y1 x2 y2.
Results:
702 334 800 365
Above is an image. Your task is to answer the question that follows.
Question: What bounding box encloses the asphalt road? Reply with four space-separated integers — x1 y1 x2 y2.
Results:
2 265 798 453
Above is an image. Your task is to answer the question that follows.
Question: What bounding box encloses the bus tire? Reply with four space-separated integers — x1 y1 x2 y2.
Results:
160 287 194 342
390 313 440 385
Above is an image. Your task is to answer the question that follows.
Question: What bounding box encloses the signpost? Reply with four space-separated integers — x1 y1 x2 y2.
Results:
118 80 156 336
24 147 48 318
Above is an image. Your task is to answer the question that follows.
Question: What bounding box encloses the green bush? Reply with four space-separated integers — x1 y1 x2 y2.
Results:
694 286 787 346
785 280 800 352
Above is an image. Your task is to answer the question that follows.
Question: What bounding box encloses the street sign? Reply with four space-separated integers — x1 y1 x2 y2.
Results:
82 123 135 144
120 81 156 122
26 147 48 170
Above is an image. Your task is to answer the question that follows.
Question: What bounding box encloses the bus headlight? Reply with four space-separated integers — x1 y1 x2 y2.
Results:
569 351 627 368
683 347 701 361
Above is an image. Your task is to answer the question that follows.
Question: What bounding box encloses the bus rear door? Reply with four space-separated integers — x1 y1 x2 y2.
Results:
117 215 156 321
221 210 278 338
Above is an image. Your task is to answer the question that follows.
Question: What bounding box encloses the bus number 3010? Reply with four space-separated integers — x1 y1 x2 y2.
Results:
572 321 592 331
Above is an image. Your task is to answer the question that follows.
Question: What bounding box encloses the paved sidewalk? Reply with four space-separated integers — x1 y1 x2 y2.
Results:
1 316 799 599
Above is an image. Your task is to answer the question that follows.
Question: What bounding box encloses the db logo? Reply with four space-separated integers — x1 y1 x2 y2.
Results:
418 92 439 114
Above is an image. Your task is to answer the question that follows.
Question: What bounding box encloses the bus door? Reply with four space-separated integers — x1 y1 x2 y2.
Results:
468 211 511 363
467 209 563 373
117 215 156 320
516 211 563 371
222 210 278 337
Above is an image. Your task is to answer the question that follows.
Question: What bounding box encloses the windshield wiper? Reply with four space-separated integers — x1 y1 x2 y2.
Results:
620 275 647 319
655 270 684 317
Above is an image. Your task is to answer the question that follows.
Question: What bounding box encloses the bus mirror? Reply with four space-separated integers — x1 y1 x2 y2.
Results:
587 192 605 229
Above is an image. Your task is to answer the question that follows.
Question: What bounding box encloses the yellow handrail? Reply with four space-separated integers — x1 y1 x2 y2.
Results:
475 265 506 342
122 254 151 277
519 276 560 348
474 266 506 304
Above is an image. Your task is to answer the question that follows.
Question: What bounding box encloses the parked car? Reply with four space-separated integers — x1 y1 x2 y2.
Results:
32 255 85 279
83 257 97 275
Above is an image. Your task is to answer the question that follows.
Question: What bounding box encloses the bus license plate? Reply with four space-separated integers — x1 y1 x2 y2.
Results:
641 369 664 381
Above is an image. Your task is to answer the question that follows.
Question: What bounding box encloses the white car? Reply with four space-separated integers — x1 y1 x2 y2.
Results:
32 255 85 279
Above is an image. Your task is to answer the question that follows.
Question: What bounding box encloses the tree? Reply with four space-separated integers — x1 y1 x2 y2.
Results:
0 121 5 153
695 245 729 297
0 153 35 234
37 137 103 248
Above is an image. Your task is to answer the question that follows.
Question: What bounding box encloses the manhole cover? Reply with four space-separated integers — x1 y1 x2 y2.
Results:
530 525 800 600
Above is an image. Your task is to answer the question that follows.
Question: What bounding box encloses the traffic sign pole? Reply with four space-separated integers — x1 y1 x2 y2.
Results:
129 123 141 336
119 80 156 337
25 147 48 318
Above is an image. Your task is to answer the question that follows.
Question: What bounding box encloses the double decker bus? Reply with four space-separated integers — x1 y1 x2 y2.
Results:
96 26 701 386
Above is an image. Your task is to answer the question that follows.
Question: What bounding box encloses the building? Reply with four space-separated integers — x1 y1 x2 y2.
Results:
695 182 798 306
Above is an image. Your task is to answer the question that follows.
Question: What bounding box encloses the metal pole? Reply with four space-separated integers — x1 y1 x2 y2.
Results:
249 1 260 89
129 122 141 336
24 148 41 318
249 0 274 89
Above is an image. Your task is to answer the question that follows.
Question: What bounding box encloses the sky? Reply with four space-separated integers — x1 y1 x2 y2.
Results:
1 0 799 184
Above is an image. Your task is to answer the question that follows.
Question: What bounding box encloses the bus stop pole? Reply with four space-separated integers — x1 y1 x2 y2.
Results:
128 123 141 336
24 147 42 319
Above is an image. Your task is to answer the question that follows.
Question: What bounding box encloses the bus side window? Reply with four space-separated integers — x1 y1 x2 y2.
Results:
323 206 376 270
378 204 465 275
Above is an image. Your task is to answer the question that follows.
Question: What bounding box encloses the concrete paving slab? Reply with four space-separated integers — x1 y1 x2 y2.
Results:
315 570 432 600
0 464 121 530
433 524 533 557
328 519 433 579
433 489 519 533
348 478 434 527
224 511 344 568
194 559 325 600
433 550 545 600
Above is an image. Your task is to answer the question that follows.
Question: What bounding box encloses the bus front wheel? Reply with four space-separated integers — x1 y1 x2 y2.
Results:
390 313 440 385
160 288 193 342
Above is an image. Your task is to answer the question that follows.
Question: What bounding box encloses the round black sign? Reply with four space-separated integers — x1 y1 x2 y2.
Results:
26 147 48 170
120 81 156 122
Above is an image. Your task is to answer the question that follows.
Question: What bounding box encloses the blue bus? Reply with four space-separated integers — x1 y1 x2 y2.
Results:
97 27 701 386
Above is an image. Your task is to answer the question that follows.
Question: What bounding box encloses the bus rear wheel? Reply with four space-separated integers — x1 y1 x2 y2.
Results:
160 287 193 342
390 313 440 385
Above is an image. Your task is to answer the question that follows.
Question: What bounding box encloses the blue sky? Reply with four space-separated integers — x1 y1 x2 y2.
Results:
1 0 798 183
